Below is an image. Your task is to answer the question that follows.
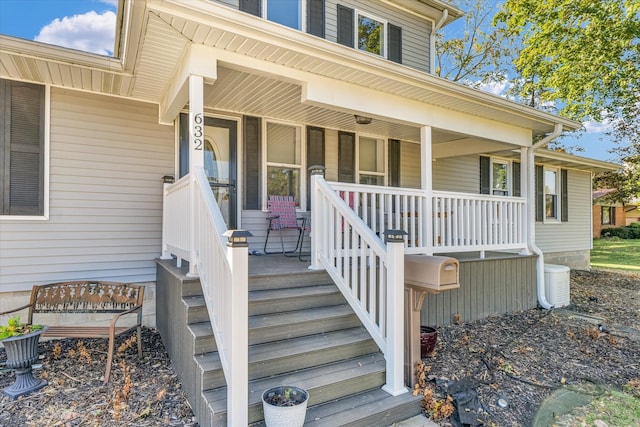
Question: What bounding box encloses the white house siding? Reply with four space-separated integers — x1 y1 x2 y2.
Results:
432 155 479 194
536 169 593 269
0 88 174 293
325 0 432 73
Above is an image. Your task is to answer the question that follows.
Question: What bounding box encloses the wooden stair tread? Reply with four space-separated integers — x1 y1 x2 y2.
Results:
249 284 340 302
248 304 353 329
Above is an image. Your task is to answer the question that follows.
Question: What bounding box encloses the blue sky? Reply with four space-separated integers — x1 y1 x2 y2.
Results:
0 0 619 163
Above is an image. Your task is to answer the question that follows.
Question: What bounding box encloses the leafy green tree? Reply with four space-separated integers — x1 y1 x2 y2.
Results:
435 0 514 84
495 0 640 124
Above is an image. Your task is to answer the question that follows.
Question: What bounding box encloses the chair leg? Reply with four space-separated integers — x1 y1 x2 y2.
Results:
136 326 142 358
104 331 116 384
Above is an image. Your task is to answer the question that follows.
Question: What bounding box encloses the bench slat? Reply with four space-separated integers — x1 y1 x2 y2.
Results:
43 326 134 339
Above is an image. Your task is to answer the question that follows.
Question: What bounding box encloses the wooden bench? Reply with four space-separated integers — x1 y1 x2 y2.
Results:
0 281 144 384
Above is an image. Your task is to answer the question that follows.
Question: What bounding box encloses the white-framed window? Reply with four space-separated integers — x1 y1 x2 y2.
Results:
264 121 304 208
265 0 304 30
357 135 386 185
491 159 510 196
356 11 386 57
544 167 560 221
601 206 615 225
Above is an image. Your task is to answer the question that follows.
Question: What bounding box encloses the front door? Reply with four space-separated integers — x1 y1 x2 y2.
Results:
180 115 238 228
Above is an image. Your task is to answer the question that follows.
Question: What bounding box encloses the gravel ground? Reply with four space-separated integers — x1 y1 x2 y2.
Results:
1 269 638 427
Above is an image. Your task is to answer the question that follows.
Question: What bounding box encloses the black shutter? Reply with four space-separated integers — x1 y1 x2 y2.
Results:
179 113 189 178
535 165 544 222
243 116 261 210
388 139 400 187
611 207 616 225
561 168 568 222
239 0 261 17
0 80 45 216
338 131 355 183
306 126 325 210
307 0 325 38
388 24 402 63
337 5 354 47
479 156 490 194
512 161 521 197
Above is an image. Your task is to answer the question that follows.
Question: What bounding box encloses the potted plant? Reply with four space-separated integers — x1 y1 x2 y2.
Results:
262 385 309 427
0 315 47 399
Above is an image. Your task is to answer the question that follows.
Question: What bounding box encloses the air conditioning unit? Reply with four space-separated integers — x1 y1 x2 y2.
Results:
544 264 570 307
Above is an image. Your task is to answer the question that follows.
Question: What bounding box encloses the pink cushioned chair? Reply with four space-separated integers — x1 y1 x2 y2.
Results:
264 195 308 260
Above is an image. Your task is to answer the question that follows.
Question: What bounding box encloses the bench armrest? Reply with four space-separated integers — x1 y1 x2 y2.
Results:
0 303 34 317
109 304 144 330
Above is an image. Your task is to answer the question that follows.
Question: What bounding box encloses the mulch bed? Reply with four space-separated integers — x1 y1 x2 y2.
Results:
0 328 197 426
1 269 638 426
422 270 640 426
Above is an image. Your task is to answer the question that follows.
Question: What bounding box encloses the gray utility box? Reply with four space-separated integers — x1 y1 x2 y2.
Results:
404 255 460 291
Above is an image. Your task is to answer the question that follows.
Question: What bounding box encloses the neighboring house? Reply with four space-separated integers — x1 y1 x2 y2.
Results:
592 189 626 237
0 0 620 425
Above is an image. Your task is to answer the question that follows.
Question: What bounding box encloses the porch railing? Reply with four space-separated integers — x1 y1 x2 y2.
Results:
311 174 406 396
162 168 248 425
328 183 527 255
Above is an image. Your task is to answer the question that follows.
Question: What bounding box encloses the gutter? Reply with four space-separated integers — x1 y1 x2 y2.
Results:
527 123 563 309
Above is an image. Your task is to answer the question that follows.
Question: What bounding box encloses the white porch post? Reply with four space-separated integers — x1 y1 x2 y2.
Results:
383 230 408 397
226 232 249 426
309 166 325 270
188 74 204 277
420 126 433 255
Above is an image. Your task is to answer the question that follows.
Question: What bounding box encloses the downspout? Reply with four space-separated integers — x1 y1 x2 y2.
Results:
430 9 448 74
527 123 563 309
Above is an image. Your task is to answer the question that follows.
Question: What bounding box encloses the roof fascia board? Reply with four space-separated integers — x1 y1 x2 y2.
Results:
535 149 621 172
0 35 124 73
146 0 580 134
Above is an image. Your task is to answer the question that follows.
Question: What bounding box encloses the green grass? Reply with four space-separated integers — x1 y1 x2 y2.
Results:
591 238 640 272
584 390 640 426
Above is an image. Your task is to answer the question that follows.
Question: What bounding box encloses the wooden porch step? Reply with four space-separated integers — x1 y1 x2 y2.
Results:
303 388 422 427
249 284 346 315
248 327 378 381
188 321 217 355
205 352 387 425
249 270 333 291
248 304 360 345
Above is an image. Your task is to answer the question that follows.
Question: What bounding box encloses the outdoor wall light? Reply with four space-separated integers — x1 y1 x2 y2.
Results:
354 115 373 125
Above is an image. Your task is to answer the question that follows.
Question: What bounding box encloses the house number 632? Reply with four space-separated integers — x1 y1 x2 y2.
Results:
193 113 203 150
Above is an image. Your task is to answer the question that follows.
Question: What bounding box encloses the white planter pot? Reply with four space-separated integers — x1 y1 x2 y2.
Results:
262 385 309 427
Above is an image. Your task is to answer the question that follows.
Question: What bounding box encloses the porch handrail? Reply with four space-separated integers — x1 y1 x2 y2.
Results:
312 174 406 396
327 182 527 255
162 168 248 425
431 190 527 253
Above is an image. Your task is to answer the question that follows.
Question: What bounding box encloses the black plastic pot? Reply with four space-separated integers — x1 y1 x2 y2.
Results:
1 326 47 399
420 326 438 357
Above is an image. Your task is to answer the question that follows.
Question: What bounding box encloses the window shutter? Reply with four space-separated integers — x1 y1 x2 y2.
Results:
535 165 544 222
512 161 521 197
307 0 325 38
479 156 490 194
388 24 402 63
561 168 568 222
239 0 261 17
243 116 262 210
337 5 354 47
388 139 400 187
338 131 355 183
1 80 45 216
612 207 616 225
306 126 325 210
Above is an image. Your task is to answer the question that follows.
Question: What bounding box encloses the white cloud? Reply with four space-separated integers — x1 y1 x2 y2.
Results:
475 80 511 97
34 10 116 56
583 119 613 134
